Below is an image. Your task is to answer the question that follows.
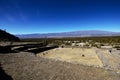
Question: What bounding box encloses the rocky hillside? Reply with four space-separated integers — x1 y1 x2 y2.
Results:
0 29 20 41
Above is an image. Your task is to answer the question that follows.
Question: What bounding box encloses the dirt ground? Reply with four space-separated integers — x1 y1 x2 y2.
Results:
37 48 120 72
37 48 103 67
96 48 120 72
0 52 120 80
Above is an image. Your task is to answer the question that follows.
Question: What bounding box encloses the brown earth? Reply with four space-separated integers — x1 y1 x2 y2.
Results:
37 48 120 72
37 48 103 67
0 52 120 80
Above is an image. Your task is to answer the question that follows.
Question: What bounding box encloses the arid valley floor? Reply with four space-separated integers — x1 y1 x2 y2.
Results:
38 48 120 72
0 44 120 80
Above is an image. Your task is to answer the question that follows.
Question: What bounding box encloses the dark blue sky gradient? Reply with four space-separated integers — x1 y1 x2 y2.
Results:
0 0 120 34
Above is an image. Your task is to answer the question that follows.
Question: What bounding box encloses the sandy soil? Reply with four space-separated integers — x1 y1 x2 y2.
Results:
37 48 120 73
0 52 120 80
37 48 103 67
96 49 120 72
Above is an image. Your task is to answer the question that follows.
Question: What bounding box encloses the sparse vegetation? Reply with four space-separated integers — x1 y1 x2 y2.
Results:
21 36 120 46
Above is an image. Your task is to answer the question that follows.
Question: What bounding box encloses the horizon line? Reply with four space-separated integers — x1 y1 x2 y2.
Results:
14 30 120 35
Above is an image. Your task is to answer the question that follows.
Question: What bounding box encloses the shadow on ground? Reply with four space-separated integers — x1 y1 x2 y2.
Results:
0 64 13 80
0 46 16 53
0 45 58 54
26 46 58 54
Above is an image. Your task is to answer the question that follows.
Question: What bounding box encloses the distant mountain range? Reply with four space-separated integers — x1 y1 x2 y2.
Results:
16 30 120 38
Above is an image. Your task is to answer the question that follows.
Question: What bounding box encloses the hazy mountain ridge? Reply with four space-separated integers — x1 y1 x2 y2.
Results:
16 30 120 38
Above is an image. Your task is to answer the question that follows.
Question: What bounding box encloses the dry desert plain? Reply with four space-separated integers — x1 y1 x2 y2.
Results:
37 47 120 72
0 46 120 80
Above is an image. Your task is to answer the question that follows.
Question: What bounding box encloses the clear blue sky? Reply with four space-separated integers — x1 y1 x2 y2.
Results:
0 0 120 34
